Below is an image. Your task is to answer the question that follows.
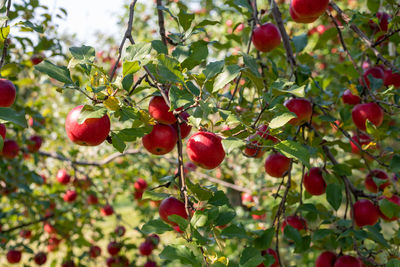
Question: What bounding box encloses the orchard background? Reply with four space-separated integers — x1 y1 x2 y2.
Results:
0 0 400 266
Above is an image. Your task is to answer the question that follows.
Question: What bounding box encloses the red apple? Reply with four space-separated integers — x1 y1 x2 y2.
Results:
303 167 326 195
87 194 99 205
342 89 360 105
115 225 126 237
56 169 71 185
316 251 337 267
147 233 160 246
2 139 19 159
244 125 278 158
101 204 114 216
0 79 16 107
264 153 291 178
142 124 177 155
73 176 91 190
134 191 143 200
174 111 192 139
361 67 384 89
27 135 43 152
352 103 383 131
369 12 390 33
0 123 6 139
281 215 307 232
107 241 121 255
144 260 157 267
290 5 318 23
252 213 266 220
148 96 176 124
89 245 101 258
139 240 155 256
31 54 44 65
63 190 77 202
257 248 279 267
241 193 254 204
134 178 148 192
365 169 390 193
19 229 32 239
290 0 329 20
334 255 362 267
34 252 47 265
350 133 371 154
284 98 312 126
384 69 400 88
44 223 56 234
379 195 400 221
353 199 380 227
244 140 265 158
61 260 75 267
65 105 110 146
252 23 281 52
7 250 22 264
159 197 188 225
187 131 225 169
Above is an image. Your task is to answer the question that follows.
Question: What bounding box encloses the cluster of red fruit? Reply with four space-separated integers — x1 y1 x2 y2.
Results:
316 251 366 267
139 234 160 267
134 178 148 201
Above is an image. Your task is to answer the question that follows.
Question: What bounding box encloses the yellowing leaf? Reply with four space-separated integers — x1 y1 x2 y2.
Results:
349 84 359 95
139 110 155 125
0 26 10 42
383 187 393 198
104 96 120 111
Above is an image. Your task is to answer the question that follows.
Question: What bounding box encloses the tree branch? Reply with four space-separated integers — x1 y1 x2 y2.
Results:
0 0 12 70
156 0 168 46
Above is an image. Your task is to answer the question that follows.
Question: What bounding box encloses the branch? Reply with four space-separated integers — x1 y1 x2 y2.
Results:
156 0 168 46
1 214 54 234
0 0 12 70
372 28 400 47
195 172 252 194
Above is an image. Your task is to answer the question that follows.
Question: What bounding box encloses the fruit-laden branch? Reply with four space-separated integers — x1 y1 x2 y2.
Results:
1 214 54 234
330 2 400 73
372 28 400 47
156 0 168 46
0 0 13 70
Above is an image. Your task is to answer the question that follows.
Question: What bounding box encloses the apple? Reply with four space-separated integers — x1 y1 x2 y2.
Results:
147 233 160 246
174 111 192 139
350 133 372 154
65 105 111 146
244 140 265 158
369 12 390 33
316 251 337 267
352 102 384 131
2 139 19 159
148 96 176 124
281 215 307 232
226 19 233 27
244 125 278 158
284 98 312 126
34 252 47 265
144 260 157 267
342 89 360 105
107 241 121 255
28 116 45 128
47 236 61 252
106 256 129 267
361 67 384 89
0 123 6 139
139 240 155 256
187 131 225 169
63 190 77 202
290 0 329 20
290 5 318 23
252 23 281 52
101 204 114 216
89 245 101 258
73 176 91 190
384 69 400 88
303 167 326 195
159 197 188 225
257 248 279 267
379 195 400 221
0 79 16 107
31 53 44 65
56 169 71 185
134 178 148 192
27 135 43 152
115 225 126 237
7 250 22 264
264 153 291 178
353 199 380 227
19 229 32 239
142 124 177 155
241 192 254 204
87 194 99 205
334 255 362 267
134 191 143 200
252 213 266 220
44 223 56 234
365 169 390 193
61 260 75 267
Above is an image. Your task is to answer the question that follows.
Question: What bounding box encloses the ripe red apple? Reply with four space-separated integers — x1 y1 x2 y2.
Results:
159 197 188 225
65 105 111 146
139 240 155 256
31 53 44 65
264 153 291 178
19 229 32 239
61 260 75 267
107 241 121 255
384 69 400 88
114 225 126 237
101 204 114 216
252 23 281 52
27 135 43 152
7 250 22 264
147 233 160 246
34 252 47 265
284 98 312 126
353 199 380 227
379 195 400 221
350 133 372 154
0 123 6 139
316 251 337 267
291 0 329 20
241 192 254 205
365 169 390 193
2 139 19 159
0 79 16 107
134 190 143 200
89 245 101 258
106 256 129 267
361 67 384 89
334 255 362 267
252 213 266 220
369 12 390 33
87 194 99 205
281 215 307 232
244 140 265 158
244 125 278 158
303 167 326 195
142 124 177 155
257 248 279 267
290 5 318 23
47 236 61 252
187 131 225 169
44 223 56 234
342 89 360 105
352 103 383 131
148 96 176 124
144 260 157 267
63 190 77 202
174 111 192 139
56 169 71 185
134 178 148 192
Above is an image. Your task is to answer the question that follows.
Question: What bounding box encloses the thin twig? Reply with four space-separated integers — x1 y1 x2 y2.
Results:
156 0 168 46
372 28 400 47
0 0 12 70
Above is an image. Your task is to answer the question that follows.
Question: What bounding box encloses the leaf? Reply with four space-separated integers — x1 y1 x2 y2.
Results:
214 205 236 226
254 228 274 250
284 225 302 243
242 54 260 77
178 9 194 31
191 210 208 228
0 135 3 151
20 21 44 33
69 45 95 62
365 225 390 248
0 26 10 42
187 179 213 201
269 113 296 129
275 140 310 167
169 85 194 110
111 132 125 153
117 127 149 141
326 183 342 210
141 219 172 234
77 105 107 124
123 61 140 76
292 34 308 52
240 247 264 267
220 224 248 239
0 108 27 127
208 190 230 206
104 97 120 111
122 74 134 91
159 246 201 267
213 65 242 93
125 43 152 61
151 40 168 54
379 198 400 219
142 191 169 201
331 164 352 176
196 19 219 28
388 259 400 267
34 60 73 84
390 155 400 173
367 0 380 13
222 137 244 154
203 60 225 81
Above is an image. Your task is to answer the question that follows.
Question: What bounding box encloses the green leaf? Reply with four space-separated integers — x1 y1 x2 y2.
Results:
292 34 308 52
178 9 194 31
196 19 219 28
390 155 400 173
122 74 134 91
203 60 224 81
215 205 236 226
379 198 400 219
151 40 168 54
0 135 3 151
254 228 274 250
187 179 213 201
331 164 352 176
69 45 95 62
77 105 107 124
111 132 125 153
284 225 302 243
125 43 152 61
34 60 73 84
365 225 390 248
388 259 400 267
269 113 296 129
122 61 140 76
220 224 248 239
367 0 380 13
213 65 242 93
275 140 310 167
141 219 172 234
117 127 149 141
208 190 230 206
240 247 264 267
326 183 342 210
20 21 44 33
142 191 169 201
222 137 244 154
0 108 27 127
159 246 201 267
169 85 194 110
191 210 208 228
243 54 260 77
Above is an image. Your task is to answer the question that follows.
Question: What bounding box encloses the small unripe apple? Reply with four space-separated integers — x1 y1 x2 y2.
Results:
303 167 326 195
353 199 379 227
264 153 291 178
27 135 43 152
107 241 121 255
284 98 312 126
281 215 307 232
65 105 110 146
350 133 371 154
134 178 148 192
252 23 281 52
187 131 225 169
352 103 384 131
379 195 400 221
34 252 47 265
159 197 188 225
142 124 177 155
63 190 77 202
144 260 157 267
365 169 390 193
7 250 22 264
316 251 337 267
257 248 279 267
384 69 400 88
87 194 99 205
334 255 362 267
361 67 384 89
290 5 318 23
0 123 6 139
89 245 101 258
2 139 19 159
342 89 360 105
101 204 114 216
0 79 16 107
115 225 126 237
56 169 71 185
139 240 155 256
148 96 176 124
290 0 329 20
